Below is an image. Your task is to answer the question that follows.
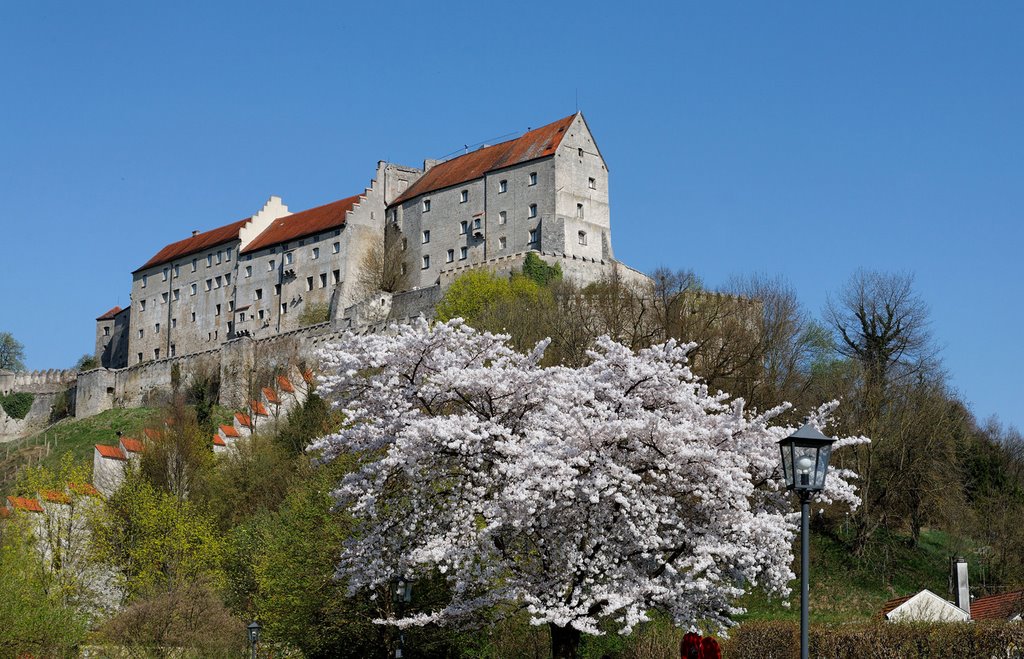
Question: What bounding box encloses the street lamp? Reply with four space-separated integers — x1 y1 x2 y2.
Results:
392 577 414 658
247 621 261 659
778 423 835 659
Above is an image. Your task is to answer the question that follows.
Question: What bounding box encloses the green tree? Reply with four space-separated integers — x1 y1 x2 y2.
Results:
0 331 26 371
74 353 99 371
521 252 562 286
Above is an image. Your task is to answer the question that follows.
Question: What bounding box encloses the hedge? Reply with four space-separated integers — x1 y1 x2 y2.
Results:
724 620 1024 658
0 392 34 420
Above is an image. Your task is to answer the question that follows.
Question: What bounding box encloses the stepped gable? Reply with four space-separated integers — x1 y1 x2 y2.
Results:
95 444 127 461
96 306 123 321
240 194 362 254
7 496 44 513
970 590 1024 620
276 375 295 393
219 424 240 438
134 217 250 273
120 437 144 453
390 113 577 206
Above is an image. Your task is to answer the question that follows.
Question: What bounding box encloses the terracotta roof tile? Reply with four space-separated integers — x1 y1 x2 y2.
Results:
250 401 269 417
41 490 70 504
68 482 100 497
143 428 161 441
262 387 280 404
234 412 252 428
120 437 144 453
0 507 8 518
212 434 226 447
302 368 315 384
880 594 913 617
95 444 127 460
971 590 1024 620
7 496 44 513
219 424 240 438
241 195 361 255
96 306 123 321
390 113 577 206
135 217 249 273
276 375 295 393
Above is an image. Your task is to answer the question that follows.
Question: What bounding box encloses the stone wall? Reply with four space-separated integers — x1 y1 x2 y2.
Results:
0 369 77 395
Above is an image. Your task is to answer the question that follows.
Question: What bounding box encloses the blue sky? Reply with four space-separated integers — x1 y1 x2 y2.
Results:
0 2 1020 430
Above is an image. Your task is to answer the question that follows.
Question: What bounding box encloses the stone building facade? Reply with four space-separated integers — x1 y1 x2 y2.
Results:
93 112 632 370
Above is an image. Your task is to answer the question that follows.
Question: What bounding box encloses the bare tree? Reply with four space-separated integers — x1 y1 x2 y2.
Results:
354 225 407 299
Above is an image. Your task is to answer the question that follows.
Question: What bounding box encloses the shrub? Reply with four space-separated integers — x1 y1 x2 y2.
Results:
299 302 331 327
0 392 34 420
522 251 562 286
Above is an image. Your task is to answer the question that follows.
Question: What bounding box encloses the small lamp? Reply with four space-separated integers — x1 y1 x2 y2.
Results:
778 422 836 494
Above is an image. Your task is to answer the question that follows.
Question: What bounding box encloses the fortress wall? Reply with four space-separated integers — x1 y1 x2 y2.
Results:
2 369 78 394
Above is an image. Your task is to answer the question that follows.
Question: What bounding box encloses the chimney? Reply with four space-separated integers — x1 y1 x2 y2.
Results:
423 159 440 172
191 230 200 237
951 557 971 616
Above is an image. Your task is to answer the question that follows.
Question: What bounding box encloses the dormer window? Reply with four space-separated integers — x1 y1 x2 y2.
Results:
460 190 468 203
423 199 431 212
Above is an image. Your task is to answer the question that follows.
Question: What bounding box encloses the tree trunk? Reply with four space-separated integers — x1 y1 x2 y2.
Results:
550 623 581 659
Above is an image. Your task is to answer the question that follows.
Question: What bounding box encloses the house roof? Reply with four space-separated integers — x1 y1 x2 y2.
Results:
41 489 71 504
234 412 252 428
240 194 361 255
143 428 161 441
250 401 269 417
276 375 295 393
970 590 1024 620
96 306 123 321
68 482 100 497
7 496 44 513
95 444 127 461
120 437 144 453
262 387 280 404
880 595 914 617
134 217 250 273
219 424 240 438
880 589 969 622
212 434 226 447
389 113 578 206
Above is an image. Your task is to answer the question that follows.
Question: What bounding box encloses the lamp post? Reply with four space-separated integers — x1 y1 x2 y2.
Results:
392 577 414 658
778 423 836 659
246 621 261 659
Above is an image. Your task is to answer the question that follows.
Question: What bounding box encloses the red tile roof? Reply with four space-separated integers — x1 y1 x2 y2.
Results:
234 412 252 428
68 482 100 497
302 368 315 384
880 595 913 617
390 113 577 206
970 590 1024 620
120 437 144 453
219 424 240 438
0 507 8 518
41 489 70 504
95 444 127 460
240 195 361 255
96 306 123 321
212 434 226 447
262 387 280 404
143 428 161 441
276 375 295 393
7 496 44 513
250 401 269 417
134 217 250 273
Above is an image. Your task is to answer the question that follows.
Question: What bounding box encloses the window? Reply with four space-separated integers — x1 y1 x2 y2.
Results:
138 328 144 339
460 190 468 203
529 172 537 186
499 236 507 249
155 322 160 333
422 255 430 269
528 204 537 218
205 279 212 291
162 268 168 281
174 265 180 278
137 353 142 363
400 263 407 275
332 241 340 254
268 259 275 272
140 299 146 311
460 246 468 260
473 218 481 230
190 283 197 296
103 326 110 336
319 273 327 288
285 252 294 265
216 250 223 264
227 321 233 334
499 210 507 225
172 289 180 301
154 348 160 360
423 199 431 212
306 276 314 292
577 203 584 219
578 231 587 246
422 230 430 244
170 344 176 357
460 221 468 235
281 302 288 314
225 273 231 285
402 238 408 251
446 249 454 263
255 288 263 300
588 177 596 190
191 258 197 272
331 269 340 285
226 247 232 261
258 309 265 321
245 265 252 278
274 284 281 295
499 179 507 193
215 275 222 289
228 300 234 312
171 318 177 328
578 147 584 158
207 255 212 267
141 274 147 288
191 312 196 322
215 304 221 316
161 292 168 303
529 229 539 244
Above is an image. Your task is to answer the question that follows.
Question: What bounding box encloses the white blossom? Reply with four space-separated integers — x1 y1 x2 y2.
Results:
311 319 866 635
